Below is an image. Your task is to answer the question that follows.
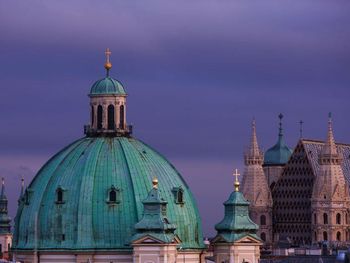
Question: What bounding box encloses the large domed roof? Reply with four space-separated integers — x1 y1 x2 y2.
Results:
14 137 203 251
90 77 126 96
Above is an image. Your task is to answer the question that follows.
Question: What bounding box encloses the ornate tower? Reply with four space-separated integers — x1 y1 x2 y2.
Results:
241 120 273 245
212 169 262 263
311 114 350 244
132 178 180 263
85 48 132 136
263 114 292 191
0 178 12 259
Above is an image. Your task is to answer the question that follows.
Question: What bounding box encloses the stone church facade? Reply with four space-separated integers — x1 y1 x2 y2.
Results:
242 114 350 247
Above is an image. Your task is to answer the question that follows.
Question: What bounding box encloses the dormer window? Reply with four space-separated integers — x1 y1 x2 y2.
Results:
106 185 120 204
172 187 185 204
56 187 65 204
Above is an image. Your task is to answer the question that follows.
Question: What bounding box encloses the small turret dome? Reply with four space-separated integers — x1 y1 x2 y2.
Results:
89 77 126 96
264 114 292 166
264 141 292 165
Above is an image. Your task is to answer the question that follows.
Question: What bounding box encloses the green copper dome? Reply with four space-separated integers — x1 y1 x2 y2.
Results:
13 137 203 251
264 114 292 166
90 77 126 96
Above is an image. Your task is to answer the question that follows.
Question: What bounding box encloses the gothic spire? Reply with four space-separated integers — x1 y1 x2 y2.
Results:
0 177 11 234
245 119 263 165
250 119 260 156
322 113 338 156
0 178 5 199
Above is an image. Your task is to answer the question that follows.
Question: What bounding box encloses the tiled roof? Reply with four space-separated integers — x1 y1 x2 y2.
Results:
302 139 350 185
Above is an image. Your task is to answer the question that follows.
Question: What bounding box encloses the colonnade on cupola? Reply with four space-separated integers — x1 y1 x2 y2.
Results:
89 96 127 131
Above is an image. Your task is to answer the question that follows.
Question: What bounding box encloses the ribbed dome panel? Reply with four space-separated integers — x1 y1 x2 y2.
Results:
14 137 203 251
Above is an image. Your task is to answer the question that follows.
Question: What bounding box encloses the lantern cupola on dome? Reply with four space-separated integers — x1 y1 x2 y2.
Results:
85 48 131 136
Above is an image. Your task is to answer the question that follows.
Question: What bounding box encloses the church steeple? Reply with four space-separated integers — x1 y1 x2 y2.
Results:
0 178 11 234
242 120 273 244
85 48 132 137
311 114 350 244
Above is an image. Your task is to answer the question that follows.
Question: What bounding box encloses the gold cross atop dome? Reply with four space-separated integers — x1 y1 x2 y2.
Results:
233 169 240 192
104 48 112 74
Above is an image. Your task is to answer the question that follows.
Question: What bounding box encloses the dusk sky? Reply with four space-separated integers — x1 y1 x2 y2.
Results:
0 0 349 236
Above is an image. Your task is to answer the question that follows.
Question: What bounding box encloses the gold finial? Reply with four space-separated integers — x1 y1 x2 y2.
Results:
1 177 4 186
233 169 240 192
152 177 159 189
104 48 112 75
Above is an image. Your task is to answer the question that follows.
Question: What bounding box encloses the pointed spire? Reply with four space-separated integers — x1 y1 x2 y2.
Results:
299 120 304 139
0 178 5 199
278 113 284 138
245 119 263 165
20 176 24 198
104 48 112 77
249 118 260 156
321 112 339 158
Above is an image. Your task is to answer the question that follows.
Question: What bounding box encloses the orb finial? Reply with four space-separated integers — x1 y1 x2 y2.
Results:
233 169 240 192
104 48 112 76
152 177 159 189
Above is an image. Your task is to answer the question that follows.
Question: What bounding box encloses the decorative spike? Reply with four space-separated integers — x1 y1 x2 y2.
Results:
104 48 112 77
20 176 25 197
233 169 240 192
0 178 4 198
278 113 284 137
249 118 260 157
321 112 338 156
299 120 304 139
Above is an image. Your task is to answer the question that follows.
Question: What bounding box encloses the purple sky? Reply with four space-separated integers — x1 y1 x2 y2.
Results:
0 0 350 237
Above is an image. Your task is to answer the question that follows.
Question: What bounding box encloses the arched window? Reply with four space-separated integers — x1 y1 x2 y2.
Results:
337 231 341 241
107 105 115 130
323 231 328 241
109 189 117 202
261 232 266 242
323 213 328 224
314 213 317 224
106 185 120 204
177 189 184 203
314 231 317 241
336 213 341 224
172 187 185 204
56 187 64 204
91 105 94 126
260 215 266 225
119 105 124 129
97 105 103 129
